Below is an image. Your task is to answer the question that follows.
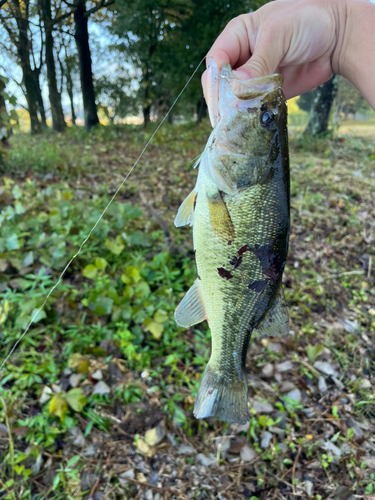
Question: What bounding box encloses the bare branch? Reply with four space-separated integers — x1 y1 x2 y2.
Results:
85 0 114 17
0 64 24 90
0 12 17 44
53 9 73 25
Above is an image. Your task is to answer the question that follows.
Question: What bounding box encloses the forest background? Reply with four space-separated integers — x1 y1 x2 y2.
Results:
0 0 374 137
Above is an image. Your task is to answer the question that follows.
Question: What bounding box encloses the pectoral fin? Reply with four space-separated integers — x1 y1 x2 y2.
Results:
207 190 235 244
174 189 196 227
254 286 290 336
175 279 208 328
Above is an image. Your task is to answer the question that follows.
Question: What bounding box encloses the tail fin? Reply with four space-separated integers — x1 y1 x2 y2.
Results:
194 362 249 424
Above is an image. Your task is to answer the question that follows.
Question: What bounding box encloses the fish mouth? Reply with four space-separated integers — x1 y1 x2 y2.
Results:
221 64 283 100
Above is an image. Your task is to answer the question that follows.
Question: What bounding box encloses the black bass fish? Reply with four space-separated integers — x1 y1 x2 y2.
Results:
174 60 290 424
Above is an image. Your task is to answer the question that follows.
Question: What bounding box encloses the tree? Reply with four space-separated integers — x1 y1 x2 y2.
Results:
55 0 114 130
110 0 192 127
39 0 66 131
56 40 78 125
0 76 11 149
304 75 339 136
110 0 269 126
334 76 371 121
0 0 42 133
95 73 136 124
72 0 98 129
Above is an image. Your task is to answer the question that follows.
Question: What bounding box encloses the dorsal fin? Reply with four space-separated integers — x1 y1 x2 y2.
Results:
174 279 207 328
174 189 196 227
254 286 290 336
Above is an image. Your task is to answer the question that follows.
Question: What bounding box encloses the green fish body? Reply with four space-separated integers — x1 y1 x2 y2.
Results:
175 62 290 424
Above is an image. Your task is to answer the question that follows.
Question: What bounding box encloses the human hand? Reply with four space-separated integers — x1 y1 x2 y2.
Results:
203 0 349 101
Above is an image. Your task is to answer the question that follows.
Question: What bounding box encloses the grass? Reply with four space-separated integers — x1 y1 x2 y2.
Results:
0 122 374 499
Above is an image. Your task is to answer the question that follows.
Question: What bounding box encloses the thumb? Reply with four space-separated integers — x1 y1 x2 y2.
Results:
233 33 284 79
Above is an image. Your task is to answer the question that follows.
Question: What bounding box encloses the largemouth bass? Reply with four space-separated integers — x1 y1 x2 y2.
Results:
174 60 290 425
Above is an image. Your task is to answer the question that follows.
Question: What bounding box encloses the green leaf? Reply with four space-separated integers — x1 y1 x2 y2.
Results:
66 388 87 412
6 233 20 251
154 309 168 323
95 257 108 271
48 394 68 421
89 297 113 316
14 201 25 214
31 308 47 323
124 265 141 283
12 185 23 199
135 281 150 297
22 251 34 267
67 455 81 468
148 321 163 339
52 473 60 490
105 236 124 255
306 344 324 363
83 264 98 279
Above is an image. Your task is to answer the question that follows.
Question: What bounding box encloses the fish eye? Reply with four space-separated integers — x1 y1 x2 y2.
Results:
260 110 275 126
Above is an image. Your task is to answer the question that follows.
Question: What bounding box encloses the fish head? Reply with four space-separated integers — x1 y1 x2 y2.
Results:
205 64 288 194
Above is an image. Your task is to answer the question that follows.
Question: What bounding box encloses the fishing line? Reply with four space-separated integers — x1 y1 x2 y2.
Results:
0 56 206 371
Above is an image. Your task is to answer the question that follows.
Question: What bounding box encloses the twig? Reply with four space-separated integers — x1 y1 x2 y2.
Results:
368 255 372 279
111 424 134 439
297 359 321 378
318 270 365 282
102 482 119 499
88 477 100 500
291 445 302 494
267 470 295 491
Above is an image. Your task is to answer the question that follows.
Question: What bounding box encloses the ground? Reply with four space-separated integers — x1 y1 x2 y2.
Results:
0 121 375 500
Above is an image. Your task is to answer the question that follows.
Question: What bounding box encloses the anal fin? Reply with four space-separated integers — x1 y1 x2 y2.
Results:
174 189 196 227
254 285 290 336
175 279 207 328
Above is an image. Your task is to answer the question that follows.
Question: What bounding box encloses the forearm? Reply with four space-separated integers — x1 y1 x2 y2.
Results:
336 0 375 110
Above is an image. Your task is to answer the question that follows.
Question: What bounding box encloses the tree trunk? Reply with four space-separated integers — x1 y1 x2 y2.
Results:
67 79 76 125
142 69 151 128
66 65 76 125
0 79 10 149
143 105 150 128
40 0 65 132
196 96 207 123
16 19 41 133
31 68 47 127
23 68 42 134
3 0 41 133
304 75 339 136
58 53 76 126
74 0 99 130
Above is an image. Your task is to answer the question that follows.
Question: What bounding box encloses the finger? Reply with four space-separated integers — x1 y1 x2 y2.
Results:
234 17 288 79
207 14 255 71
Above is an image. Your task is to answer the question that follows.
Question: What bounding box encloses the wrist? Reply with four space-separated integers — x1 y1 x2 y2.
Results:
330 0 350 78
332 0 375 109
